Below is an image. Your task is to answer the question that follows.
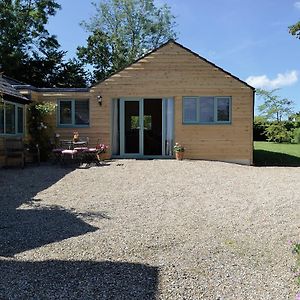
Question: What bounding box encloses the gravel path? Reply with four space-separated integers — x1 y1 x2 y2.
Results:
0 160 299 299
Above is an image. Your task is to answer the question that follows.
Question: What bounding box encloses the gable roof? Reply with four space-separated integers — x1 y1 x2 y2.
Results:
0 74 31 104
92 39 255 90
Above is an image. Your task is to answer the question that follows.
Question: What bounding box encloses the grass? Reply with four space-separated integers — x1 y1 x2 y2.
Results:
254 142 300 166
290 241 300 296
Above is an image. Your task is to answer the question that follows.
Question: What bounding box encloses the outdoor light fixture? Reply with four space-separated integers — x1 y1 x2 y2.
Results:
97 95 102 106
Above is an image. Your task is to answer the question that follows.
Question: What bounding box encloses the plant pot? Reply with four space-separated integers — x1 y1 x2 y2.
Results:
175 151 184 160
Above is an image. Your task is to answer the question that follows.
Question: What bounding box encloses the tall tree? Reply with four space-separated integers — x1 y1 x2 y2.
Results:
0 0 88 87
77 0 177 83
289 21 300 39
256 88 294 122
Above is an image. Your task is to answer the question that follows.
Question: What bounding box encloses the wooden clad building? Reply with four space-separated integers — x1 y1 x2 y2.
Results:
7 40 255 165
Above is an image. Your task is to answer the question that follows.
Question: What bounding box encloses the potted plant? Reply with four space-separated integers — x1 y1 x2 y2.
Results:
173 143 185 160
73 131 79 142
73 131 79 143
96 143 109 161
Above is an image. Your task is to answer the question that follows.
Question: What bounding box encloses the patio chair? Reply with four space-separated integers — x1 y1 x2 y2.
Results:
81 148 100 166
60 149 78 166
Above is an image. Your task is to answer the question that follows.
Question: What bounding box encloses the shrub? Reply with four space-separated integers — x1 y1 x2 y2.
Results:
264 122 293 143
253 117 268 141
27 102 56 161
292 128 300 144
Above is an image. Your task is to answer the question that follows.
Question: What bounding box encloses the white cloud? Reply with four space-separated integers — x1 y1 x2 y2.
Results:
294 1 300 9
246 71 298 89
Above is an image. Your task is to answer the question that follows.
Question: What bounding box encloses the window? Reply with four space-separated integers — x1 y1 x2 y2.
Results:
183 98 197 123
217 97 230 122
75 100 89 125
58 99 89 127
0 102 4 134
183 96 231 124
5 103 16 134
0 101 24 135
17 106 24 134
199 97 214 122
60 101 72 125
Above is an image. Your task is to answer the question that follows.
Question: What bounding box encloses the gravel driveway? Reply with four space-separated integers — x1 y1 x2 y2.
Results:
0 160 299 299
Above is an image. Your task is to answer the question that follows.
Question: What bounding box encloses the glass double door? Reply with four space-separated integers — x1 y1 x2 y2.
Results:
120 99 162 156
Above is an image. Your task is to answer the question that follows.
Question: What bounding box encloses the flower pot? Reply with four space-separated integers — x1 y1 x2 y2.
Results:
175 151 184 160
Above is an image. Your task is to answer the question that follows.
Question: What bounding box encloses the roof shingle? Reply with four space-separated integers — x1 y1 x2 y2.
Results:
0 74 31 104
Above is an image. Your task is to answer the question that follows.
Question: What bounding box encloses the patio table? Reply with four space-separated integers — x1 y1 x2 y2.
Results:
60 140 88 149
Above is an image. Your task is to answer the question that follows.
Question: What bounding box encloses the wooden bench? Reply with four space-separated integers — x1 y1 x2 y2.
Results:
3 137 25 168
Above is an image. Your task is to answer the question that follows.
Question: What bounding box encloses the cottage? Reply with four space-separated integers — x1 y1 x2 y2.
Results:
8 40 255 165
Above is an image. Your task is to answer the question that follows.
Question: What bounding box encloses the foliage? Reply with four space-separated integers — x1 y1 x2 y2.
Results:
256 89 294 122
27 102 56 160
254 142 300 166
73 131 80 142
264 122 293 143
96 143 109 154
289 21 300 39
289 240 300 298
78 0 177 83
253 116 268 141
0 0 87 87
173 143 185 152
289 112 300 125
292 128 300 144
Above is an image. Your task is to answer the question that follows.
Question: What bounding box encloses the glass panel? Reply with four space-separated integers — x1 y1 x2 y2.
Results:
17 106 24 133
131 116 139 129
143 115 152 130
144 99 162 155
217 98 230 122
75 100 89 125
164 98 174 156
5 103 15 134
125 101 140 153
0 102 4 134
60 101 72 125
199 97 214 122
183 98 197 122
112 99 120 155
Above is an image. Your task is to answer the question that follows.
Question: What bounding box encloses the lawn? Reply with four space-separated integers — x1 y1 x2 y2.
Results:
254 141 300 166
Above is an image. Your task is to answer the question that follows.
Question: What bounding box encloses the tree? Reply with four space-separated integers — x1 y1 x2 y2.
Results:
0 0 60 76
0 0 88 87
77 0 177 83
289 21 300 39
256 89 294 122
289 111 300 121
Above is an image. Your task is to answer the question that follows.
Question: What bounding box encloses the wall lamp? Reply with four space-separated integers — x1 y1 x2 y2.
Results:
97 95 102 106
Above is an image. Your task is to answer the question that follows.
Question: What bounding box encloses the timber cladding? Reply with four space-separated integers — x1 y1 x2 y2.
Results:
30 41 254 164
33 91 103 146
91 41 254 164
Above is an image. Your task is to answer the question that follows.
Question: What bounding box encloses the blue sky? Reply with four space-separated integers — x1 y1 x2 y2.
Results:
47 0 300 113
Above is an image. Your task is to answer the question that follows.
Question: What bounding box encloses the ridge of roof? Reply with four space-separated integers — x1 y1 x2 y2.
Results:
91 39 254 90
170 40 255 90
90 39 174 88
